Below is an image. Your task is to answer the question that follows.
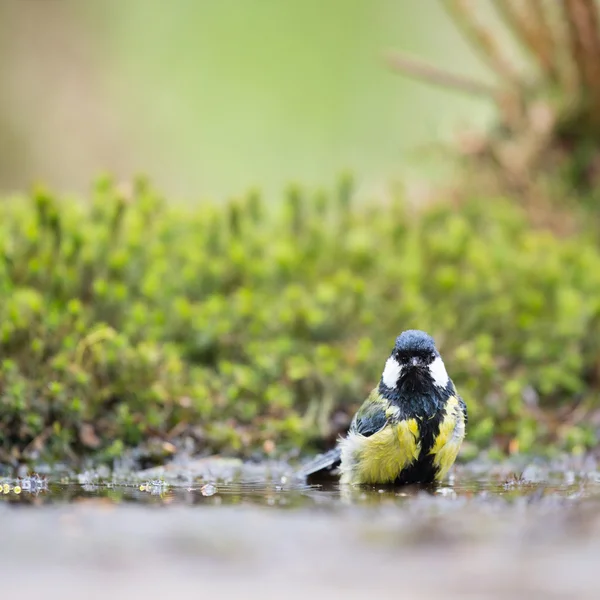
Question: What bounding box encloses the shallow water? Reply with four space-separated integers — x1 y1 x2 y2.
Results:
1 471 599 508
2 457 600 599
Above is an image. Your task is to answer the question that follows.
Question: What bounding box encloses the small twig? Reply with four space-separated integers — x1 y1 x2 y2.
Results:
317 391 335 437
22 427 53 455
442 0 521 83
538 0 579 95
385 51 498 98
564 0 600 119
528 0 560 80
492 0 558 81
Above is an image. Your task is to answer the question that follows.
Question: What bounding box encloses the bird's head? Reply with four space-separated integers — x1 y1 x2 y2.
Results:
380 329 449 391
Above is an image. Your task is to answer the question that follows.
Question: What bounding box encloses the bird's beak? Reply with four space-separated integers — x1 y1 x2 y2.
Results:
410 356 420 367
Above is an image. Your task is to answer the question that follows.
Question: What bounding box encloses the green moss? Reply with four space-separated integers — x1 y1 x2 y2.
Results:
0 177 599 465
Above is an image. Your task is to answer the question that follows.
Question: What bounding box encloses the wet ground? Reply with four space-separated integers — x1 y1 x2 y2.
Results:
2 455 600 599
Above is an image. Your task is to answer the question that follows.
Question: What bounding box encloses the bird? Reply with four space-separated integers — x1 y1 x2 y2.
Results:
296 330 467 486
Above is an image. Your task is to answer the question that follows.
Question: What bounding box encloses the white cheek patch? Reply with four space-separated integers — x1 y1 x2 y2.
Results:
429 356 449 388
382 357 402 388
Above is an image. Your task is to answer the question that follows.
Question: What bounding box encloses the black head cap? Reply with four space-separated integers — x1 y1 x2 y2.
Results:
393 330 437 356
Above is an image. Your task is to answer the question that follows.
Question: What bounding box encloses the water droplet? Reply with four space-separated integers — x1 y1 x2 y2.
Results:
201 483 217 497
436 487 456 498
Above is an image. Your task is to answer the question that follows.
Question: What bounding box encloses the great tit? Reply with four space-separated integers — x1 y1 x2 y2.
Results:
298 330 467 486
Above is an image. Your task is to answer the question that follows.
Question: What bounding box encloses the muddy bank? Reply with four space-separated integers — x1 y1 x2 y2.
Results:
1 458 600 599
2 494 600 599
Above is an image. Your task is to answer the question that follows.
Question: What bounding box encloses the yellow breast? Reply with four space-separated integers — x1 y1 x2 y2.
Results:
339 394 466 485
339 418 420 485
429 395 466 481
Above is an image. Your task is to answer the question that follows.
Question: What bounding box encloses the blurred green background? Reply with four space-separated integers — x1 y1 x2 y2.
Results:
0 0 499 201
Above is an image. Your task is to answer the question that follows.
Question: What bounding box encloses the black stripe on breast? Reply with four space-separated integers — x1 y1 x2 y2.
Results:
393 380 456 485
377 375 456 485
394 408 444 485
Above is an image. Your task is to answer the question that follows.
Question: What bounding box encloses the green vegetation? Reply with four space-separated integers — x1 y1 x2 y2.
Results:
0 176 598 466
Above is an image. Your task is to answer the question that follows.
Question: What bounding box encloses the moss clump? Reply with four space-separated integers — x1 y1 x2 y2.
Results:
0 176 599 466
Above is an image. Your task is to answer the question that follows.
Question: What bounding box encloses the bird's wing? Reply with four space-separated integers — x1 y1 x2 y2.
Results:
447 379 468 426
459 396 468 425
350 389 388 437
295 390 388 481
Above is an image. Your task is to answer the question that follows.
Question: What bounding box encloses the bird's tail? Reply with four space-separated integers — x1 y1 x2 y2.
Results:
294 447 342 481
